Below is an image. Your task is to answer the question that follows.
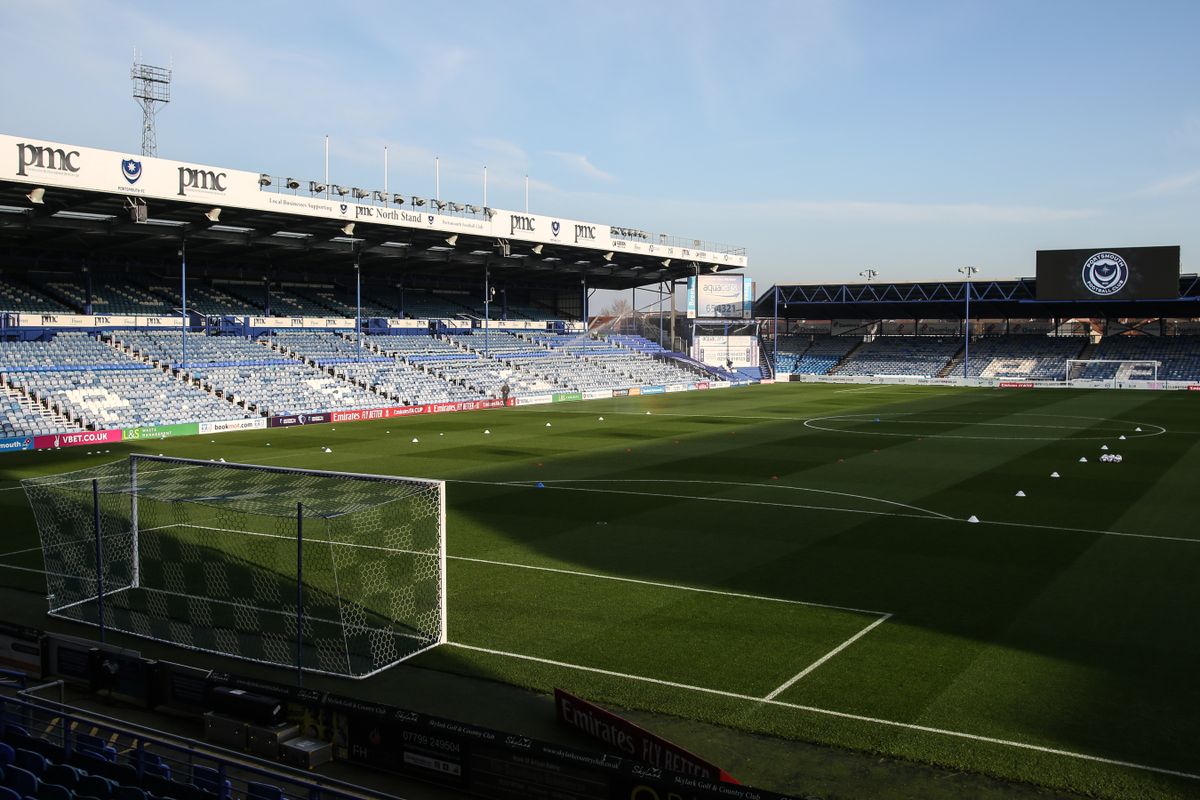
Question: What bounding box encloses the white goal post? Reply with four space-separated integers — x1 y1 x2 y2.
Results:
1065 359 1160 387
22 455 447 680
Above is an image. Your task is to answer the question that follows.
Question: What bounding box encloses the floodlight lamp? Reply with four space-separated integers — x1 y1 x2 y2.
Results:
450 203 463 212
341 222 355 236
204 207 222 223
465 205 478 214
372 190 386 202
445 234 458 246
413 197 426 207
333 185 349 197
484 207 495 218
258 174 272 187
285 178 300 189
531 244 543 255
26 187 45 205
433 200 447 211
310 181 326 194
392 194 405 205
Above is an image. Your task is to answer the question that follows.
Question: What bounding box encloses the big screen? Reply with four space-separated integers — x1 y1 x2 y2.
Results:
1035 246 1179 300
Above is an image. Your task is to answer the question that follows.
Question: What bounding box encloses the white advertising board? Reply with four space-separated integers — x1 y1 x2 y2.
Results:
0 133 747 270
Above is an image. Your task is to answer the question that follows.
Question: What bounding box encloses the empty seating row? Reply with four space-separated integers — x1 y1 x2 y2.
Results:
833 337 960 378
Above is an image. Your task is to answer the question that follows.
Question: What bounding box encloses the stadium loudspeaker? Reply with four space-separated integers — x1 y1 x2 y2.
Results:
26 187 45 204
532 244 543 255
445 234 458 246
603 252 614 261
341 223 355 236
204 208 221 223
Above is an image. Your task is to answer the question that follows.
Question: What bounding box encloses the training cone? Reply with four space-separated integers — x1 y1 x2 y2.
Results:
535 482 544 489
646 411 652 415
1079 456 1087 462
1136 427 1142 432
1050 471 1060 478
545 422 552 427
967 515 980 523
1015 490 1026 497
323 447 332 453
1101 444 1109 450
411 438 419 443
484 429 491 435
598 416 604 421
219 458 225 463
1119 435 1126 440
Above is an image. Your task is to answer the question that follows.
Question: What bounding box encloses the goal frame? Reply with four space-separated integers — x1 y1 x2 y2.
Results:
1065 359 1160 387
26 454 447 680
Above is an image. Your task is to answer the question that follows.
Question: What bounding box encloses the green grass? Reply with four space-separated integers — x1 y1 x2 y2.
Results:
3 383 1200 799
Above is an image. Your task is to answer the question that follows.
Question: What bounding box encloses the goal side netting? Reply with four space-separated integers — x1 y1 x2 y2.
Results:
21 455 446 679
1065 359 1160 386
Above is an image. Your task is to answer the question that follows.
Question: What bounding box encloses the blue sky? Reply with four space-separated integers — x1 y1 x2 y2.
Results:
2 0 1199 290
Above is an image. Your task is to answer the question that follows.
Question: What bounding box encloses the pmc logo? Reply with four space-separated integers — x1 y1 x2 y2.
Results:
1081 251 1129 296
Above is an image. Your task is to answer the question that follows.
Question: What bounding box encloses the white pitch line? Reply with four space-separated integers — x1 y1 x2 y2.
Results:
450 479 947 523
447 641 1200 783
455 554 889 616
763 613 891 700
518 478 953 520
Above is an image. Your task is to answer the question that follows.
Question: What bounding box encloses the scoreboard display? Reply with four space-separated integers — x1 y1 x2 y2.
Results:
1036 246 1179 300
687 274 755 319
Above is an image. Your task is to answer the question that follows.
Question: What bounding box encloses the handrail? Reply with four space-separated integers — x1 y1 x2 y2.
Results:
0 693 405 800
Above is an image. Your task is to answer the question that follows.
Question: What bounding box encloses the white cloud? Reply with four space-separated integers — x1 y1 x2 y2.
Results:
1133 169 1200 198
549 151 614 183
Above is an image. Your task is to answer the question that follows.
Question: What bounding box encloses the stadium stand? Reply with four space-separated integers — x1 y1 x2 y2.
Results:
0 275 73 314
0 332 248 430
832 336 960 377
112 330 388 416
770 335 861 375
1077 334 1200 381
961 335 1088 379
271 330 484 405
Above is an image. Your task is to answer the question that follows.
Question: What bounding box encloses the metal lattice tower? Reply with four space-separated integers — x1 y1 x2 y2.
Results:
131 58 171 157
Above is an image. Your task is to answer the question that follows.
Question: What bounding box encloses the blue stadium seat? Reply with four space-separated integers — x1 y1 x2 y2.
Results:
77 773 115 799
113 787 149 800
41 763 80 790
0 784 18 800
37 782 71 800
0 744 10 767
11 750 42 777
0 764 37 797
246 782 283 800
190 765 230 799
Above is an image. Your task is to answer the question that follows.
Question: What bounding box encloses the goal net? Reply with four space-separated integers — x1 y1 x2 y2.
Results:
1065 359 1160 386
21 455 446 679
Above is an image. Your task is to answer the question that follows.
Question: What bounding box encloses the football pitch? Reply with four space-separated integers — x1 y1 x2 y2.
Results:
1 383 1199 799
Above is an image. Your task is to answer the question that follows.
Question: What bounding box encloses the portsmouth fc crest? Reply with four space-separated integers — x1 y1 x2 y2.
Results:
1081 251 1129 296
121 159 142 184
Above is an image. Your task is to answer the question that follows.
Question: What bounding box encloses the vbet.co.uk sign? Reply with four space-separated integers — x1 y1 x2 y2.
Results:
2 133 747 271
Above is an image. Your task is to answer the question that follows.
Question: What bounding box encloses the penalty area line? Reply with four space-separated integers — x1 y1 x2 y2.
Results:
446 641 1200 783
763 613 892 700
